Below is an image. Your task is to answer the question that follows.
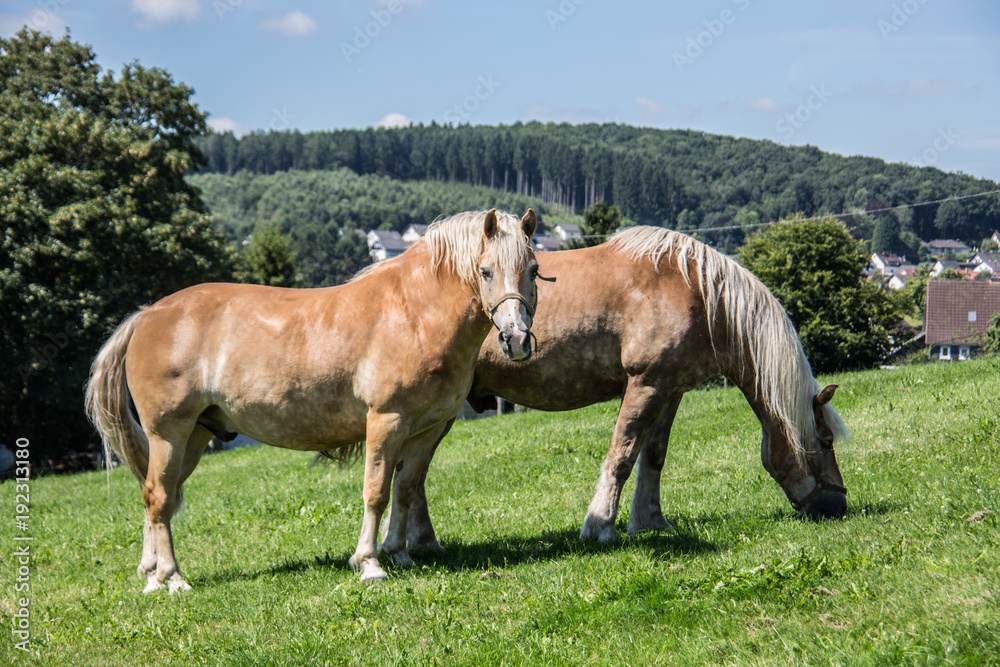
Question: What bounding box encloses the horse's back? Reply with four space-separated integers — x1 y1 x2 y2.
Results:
471 243 711 410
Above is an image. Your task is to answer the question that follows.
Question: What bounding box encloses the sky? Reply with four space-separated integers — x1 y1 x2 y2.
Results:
2 0 999 184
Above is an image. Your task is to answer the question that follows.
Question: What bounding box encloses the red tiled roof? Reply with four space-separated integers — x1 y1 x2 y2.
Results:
924 280 1000 346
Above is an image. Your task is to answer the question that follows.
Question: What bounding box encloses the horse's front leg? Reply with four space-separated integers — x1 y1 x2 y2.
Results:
581 379 667 543
382 418 453 553
350 413 406 582
628 395 681 535
379 420 451 565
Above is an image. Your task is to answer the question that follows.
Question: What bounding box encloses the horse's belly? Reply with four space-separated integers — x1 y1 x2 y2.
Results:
214 392 370 451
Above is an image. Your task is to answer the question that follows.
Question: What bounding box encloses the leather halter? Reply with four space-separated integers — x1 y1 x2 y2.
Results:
481 291 536 329
773 447 847 512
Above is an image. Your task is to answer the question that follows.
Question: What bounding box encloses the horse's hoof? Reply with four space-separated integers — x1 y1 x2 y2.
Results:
580 516 618 543
142 576 165 594
360 566 388 583
628 514 675 535
167 574 192 593
409 539 444 554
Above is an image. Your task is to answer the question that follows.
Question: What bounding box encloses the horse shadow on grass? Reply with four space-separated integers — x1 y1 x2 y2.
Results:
195 522 718 587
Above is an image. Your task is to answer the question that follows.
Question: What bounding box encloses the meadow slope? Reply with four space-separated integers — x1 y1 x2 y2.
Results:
1 358 998 665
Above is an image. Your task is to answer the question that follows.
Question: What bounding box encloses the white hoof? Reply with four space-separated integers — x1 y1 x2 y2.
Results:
167 573 193 593
580 515 618 543
350 555 388 582
142 576 165 594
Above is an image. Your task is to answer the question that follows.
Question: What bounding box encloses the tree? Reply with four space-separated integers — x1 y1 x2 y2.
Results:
737 216 908 373
934 199 969 240
243 223 301 287
871 215 902 255
0 30 235 466
984 314 1000 355
574 200 625 247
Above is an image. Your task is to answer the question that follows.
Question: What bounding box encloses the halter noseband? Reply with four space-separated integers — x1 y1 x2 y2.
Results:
482 291 536 328
773 447 847 512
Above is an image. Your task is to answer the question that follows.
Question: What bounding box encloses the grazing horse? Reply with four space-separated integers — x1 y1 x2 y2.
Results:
386 226 849 553
86 209 539 590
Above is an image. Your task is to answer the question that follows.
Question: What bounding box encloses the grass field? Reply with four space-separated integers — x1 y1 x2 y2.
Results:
2 358 999 665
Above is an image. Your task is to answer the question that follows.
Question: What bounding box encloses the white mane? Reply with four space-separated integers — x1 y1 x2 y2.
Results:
607 226 849 461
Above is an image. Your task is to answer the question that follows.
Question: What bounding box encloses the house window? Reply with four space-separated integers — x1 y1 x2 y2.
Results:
939 345 952 360
969 311 977 322
959 346 971 360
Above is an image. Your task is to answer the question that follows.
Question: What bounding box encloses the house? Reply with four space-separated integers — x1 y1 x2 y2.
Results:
366 230 408 262
871 252 903 275
930 259 978 278
923 239 971 257
969 252 1000 276
401 224 428 244
886 266 918 290
554 223 582 243
924 279 1000 361
531 236 563 252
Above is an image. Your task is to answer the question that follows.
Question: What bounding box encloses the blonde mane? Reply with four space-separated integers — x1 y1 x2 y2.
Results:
422 210 532 286
607 226 849 462
351 210 531 286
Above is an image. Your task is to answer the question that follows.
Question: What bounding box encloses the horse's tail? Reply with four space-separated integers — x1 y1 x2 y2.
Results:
85 308 149 484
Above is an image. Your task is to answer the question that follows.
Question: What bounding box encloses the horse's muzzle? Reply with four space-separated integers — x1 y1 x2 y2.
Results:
799 489 847 521
498 328 532 361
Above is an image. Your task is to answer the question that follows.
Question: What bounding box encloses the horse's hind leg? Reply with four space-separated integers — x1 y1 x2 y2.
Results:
628 395 681 534
581 378 668 543
139 423 205 593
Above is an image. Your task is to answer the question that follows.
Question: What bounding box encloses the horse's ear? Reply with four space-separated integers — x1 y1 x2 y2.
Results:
814 384 838 408
521 209 536 238
483 209 498 239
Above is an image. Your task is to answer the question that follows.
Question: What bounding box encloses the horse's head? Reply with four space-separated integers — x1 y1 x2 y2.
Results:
763 384 848 520
478 208 538 361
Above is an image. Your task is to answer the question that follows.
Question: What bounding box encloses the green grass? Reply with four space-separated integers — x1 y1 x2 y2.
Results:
3 359 999 665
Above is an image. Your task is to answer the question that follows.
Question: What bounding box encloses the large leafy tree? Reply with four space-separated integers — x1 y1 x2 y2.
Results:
737 216 909 373
1 30 235 465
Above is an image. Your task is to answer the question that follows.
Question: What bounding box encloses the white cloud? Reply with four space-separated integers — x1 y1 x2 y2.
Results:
131 0 200 25
258 11 318 38
858 78 960 99
634 96 662 116
745 95 781 113
207 117 247 137
376 112 412 129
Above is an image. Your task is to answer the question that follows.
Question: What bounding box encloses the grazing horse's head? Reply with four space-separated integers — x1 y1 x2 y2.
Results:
763 384 848 520
478 208 538 361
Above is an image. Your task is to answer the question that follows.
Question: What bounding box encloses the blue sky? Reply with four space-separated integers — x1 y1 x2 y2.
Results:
3 0 999 183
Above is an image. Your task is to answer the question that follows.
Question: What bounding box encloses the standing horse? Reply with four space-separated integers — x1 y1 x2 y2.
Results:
86 209 539 590
387 226 849 553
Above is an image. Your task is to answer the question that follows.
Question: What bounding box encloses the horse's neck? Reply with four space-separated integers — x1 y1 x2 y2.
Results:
389 250 493 351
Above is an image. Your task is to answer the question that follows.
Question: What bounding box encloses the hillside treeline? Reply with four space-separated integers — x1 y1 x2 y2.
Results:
195 123 1000 249
188 169 563 287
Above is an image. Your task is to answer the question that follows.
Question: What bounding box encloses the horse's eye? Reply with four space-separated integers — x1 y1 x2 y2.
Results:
529 265 539 280
480 267 493 281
